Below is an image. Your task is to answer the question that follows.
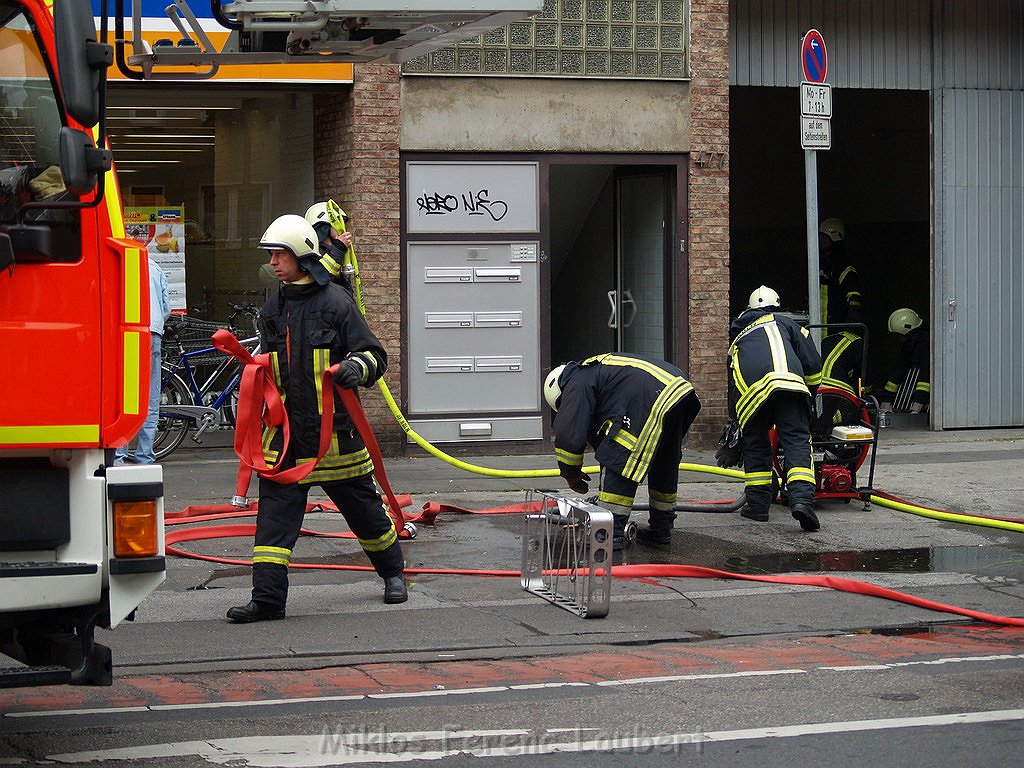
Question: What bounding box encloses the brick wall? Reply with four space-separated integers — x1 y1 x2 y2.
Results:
314 64 405 453
687 0 731 450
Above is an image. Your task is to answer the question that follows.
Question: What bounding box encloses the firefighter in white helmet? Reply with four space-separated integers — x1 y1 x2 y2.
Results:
727 286 823 531
544 354 702 548
227 214 406 623
304 199 354 292
879 308 929 414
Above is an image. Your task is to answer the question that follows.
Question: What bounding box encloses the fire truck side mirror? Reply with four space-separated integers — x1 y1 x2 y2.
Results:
59 126 110 196
54 0 112 128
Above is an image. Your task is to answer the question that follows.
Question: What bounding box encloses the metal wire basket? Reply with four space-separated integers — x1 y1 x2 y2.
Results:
162 315 233 366
521 491 612 618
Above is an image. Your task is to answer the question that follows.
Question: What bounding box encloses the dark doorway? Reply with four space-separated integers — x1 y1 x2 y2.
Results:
729 86 930 386
548 163 675 368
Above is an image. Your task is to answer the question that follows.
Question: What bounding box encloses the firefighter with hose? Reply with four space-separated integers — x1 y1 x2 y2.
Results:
227 214 406 623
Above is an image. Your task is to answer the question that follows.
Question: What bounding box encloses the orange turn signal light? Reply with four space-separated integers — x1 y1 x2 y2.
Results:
113 500 159 557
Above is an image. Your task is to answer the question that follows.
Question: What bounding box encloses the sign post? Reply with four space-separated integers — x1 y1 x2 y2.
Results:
800 29 830 345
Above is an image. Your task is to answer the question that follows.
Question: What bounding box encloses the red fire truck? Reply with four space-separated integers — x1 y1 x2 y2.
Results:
0 0 163 687
1 0 541 688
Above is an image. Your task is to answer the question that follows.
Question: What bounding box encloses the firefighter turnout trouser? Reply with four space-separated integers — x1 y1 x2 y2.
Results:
741 391 816 513
597 394 701 532
252 472 403 608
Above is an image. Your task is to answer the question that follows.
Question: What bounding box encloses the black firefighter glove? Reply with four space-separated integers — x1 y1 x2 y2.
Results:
333 358 363 389
561 470 591 495
715 419 743 468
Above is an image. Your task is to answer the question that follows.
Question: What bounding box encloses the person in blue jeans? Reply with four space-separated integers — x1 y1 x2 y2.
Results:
115 257 171 465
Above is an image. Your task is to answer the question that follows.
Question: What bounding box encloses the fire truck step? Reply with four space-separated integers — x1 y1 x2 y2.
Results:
0 562 98 578
0 664 72 688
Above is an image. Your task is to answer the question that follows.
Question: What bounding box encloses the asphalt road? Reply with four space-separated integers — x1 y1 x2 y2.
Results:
2 427 1024 765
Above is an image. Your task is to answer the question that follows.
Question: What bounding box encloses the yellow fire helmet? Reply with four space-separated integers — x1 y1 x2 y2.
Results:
888 308 923 335
819 217 845 242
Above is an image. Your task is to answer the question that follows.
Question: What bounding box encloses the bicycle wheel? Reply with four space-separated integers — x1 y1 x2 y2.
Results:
223 385 240 428
154 368 193 460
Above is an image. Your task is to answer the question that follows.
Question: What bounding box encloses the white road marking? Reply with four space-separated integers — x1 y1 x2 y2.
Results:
45 710 1024 765
8 651 1024 720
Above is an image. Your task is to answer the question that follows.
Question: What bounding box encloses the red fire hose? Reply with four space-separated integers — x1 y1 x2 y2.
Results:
165 332 1024 628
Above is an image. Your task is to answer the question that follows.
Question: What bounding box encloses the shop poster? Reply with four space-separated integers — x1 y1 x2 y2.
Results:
124 206 188 313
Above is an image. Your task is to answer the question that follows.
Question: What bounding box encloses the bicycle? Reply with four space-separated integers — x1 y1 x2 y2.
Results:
153 303 261 460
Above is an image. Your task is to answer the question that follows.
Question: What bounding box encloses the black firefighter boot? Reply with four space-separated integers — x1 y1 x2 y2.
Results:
637 507 675 545
383 574 408 604
370 541 408 604
226 601 285 623
228 562 287 622
790 502 820 532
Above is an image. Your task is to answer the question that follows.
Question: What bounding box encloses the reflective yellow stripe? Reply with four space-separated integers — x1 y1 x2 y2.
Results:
765 323 788 373
650 489 677 504
598 490 635 507
555 448 584 465
0 425 100 443
124 247 141 324
254 545 292 556
735 372 808 429
321 251 342 275
359 526 398 552
252 555 290 566
314 348 329 415
101 133 127 240
301 447 374 483
271 351 282 387
612 429 638 450
787 467 816 485
744 470 773 487
590 354 677 386
823 376 855 393
253 545 291 567
916 382 931 392
839 266 856 282
623 378 694 481
123 331 140 415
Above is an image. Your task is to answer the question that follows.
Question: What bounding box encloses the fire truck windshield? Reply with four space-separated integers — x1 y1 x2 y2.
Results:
0 1 65 226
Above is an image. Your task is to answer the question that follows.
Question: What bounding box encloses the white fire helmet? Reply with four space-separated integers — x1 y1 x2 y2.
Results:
543 365 568 412
304 199 349 238
748 285 781 310
259 214 332 285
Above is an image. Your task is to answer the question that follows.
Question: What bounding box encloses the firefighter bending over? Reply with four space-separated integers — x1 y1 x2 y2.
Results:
227 214 406 623
543 354 702 548
729 286 823 532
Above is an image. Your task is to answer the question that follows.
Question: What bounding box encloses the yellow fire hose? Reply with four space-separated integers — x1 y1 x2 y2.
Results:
340 211 1020 532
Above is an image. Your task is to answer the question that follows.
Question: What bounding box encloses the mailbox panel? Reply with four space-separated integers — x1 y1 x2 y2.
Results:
408 241 540 424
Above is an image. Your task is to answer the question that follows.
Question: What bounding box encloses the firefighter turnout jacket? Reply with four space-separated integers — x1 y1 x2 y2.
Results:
728 308 823 429
820 330 864 395
820 246 863 327
257 280 386 483
553 354 699 484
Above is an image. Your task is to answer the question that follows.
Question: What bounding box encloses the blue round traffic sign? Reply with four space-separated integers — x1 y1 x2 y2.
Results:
801 29 828 83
